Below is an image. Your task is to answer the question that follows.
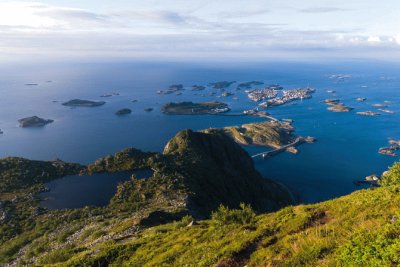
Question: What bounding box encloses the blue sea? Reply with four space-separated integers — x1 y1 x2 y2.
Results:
1 60 399 204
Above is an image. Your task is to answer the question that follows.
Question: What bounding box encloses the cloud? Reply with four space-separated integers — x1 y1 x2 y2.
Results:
299 7 350 13
109 10 188 25
35 8 109 23
0 1 399 61
217 9 270 19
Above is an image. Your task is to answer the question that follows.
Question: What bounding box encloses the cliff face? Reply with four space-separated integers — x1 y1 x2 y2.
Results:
163 129 293 217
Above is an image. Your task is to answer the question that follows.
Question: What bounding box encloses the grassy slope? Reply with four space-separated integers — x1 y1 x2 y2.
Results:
46 184 399 267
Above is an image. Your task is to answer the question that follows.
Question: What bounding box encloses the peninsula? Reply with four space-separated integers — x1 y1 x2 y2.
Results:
162 101 230 115
62 99 105 107
18 116 54 127
204 120 315 157
209 121 294 148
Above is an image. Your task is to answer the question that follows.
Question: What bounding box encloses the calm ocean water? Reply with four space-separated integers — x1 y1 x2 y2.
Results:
1 60 399 203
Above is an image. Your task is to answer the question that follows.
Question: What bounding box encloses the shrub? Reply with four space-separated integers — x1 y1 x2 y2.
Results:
39 245 77 264
211 203 256 227
380 162 400 187
337 222 400 266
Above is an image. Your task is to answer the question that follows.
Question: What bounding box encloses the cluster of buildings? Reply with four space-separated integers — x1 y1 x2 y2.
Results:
259 88 316 108
247 87 279 102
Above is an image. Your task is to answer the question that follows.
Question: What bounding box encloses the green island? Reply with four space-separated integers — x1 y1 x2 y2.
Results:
237 81 264 89
210 81 236 89
62 99 106 107
162 101 230 115
18 116 54 128
1 126 400 266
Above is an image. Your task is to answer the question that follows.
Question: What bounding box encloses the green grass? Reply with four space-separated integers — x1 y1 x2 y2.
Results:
39 183 399 266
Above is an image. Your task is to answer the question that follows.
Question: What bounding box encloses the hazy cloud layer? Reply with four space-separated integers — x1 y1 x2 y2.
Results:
0 1 399 61
298 7 350 13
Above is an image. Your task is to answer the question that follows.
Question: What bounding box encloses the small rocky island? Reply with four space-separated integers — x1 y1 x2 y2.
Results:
162 101 230 115
192 85 206 91
378 139 400 157
327 103 353 112
62 99 105 107
115 108 132 116
372 103 387 108
356 111 380 116
323 99 353 112
157 84 184 95
18 116 54 127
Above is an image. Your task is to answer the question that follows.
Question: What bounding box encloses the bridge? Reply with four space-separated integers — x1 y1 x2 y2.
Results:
252 137 303 159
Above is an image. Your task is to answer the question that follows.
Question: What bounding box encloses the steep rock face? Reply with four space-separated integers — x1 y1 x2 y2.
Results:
163 129 293 216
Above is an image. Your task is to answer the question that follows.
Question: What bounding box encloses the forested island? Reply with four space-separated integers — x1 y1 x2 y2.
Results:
162 101 230 115
62 99 106 107
18 116 54 127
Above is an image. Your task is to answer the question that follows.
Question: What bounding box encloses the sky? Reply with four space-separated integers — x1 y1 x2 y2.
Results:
0 0 399 61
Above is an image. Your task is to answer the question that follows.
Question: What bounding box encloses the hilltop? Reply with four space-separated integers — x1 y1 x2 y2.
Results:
0 129 292 266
